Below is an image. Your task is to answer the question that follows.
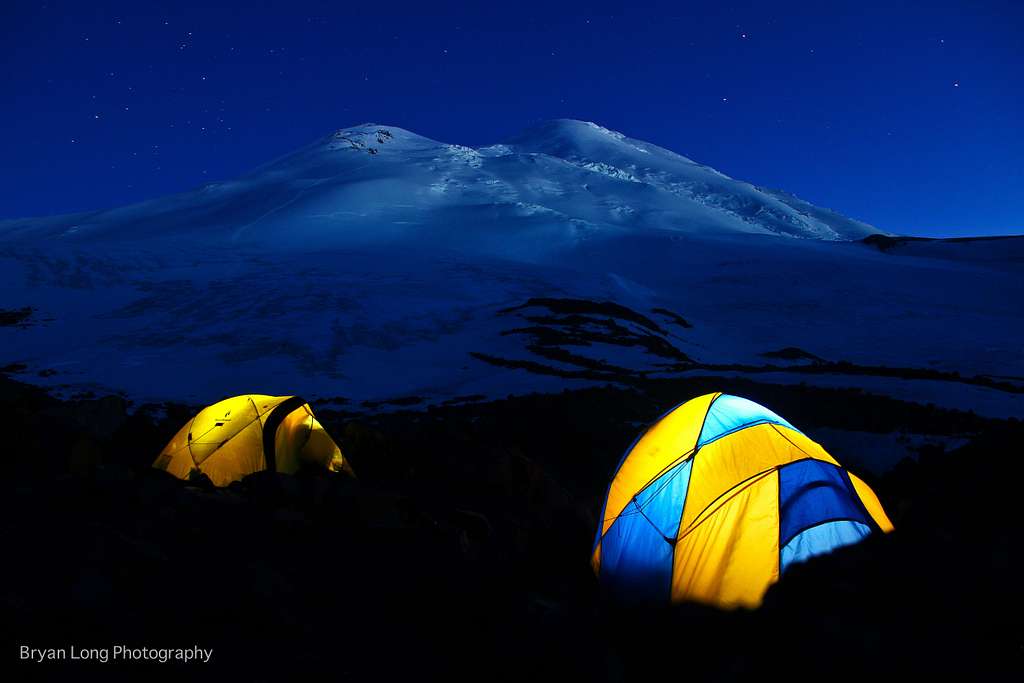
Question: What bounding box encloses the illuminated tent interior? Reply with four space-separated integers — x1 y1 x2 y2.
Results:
153 394 354 487
592 392 893 608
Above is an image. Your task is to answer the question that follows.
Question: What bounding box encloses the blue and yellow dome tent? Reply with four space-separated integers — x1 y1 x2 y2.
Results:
153 394 354 487
592 393 893 608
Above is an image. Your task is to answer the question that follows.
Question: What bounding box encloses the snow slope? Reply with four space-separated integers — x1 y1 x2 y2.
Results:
0 120 1020 418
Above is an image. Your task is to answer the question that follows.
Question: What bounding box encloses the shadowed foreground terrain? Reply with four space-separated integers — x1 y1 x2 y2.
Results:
1 373 1021 681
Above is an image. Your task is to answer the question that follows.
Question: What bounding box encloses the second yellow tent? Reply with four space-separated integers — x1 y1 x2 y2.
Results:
153 394 353 486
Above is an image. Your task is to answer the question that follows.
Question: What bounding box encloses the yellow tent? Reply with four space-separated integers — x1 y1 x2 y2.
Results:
153 395 354 486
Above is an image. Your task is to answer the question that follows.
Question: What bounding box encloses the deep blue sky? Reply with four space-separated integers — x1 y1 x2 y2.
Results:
2 1 1021 236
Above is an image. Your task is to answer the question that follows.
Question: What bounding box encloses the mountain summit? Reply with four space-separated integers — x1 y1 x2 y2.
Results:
0 120 878 251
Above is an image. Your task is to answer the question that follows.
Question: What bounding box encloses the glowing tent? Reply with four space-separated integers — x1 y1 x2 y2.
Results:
592 393 892 608
153 395 354 487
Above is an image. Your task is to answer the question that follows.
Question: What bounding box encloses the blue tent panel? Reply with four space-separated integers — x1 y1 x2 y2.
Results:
697 394 798 448
599 502 674 603
633 458 693 539
778 459 870 547
598 459 693 602
780 520 872 574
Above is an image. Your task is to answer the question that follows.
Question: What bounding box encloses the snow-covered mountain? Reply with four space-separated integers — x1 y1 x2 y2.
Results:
1 120 1020 419
0 120 877 249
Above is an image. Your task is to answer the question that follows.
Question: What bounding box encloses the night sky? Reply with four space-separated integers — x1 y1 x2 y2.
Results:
2 1 1021 236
